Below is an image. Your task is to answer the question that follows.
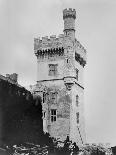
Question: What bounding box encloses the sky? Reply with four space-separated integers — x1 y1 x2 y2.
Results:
0 0 116 146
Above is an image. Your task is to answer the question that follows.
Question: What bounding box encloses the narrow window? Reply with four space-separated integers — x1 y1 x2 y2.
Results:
49 64 58 76
76 69 79 80
76 95 79 106
76 112 79 124
43 92 46 103
51 92 57 103
51 109 57 122
43 111 46 119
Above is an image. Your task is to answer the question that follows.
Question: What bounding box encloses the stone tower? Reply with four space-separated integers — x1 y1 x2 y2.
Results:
34 8 86 146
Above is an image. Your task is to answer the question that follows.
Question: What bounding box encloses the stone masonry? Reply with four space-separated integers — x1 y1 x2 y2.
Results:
33 8 87 146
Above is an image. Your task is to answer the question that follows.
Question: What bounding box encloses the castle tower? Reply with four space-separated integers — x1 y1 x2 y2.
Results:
34 8 86 146
63 8 76 40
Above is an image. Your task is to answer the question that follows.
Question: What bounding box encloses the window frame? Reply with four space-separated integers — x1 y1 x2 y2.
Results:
51 92 57 103
51 109 57 122
43 92 47 103
49 64 58 76
43 111 46 119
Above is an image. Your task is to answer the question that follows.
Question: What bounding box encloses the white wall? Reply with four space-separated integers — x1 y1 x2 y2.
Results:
70 84 86 145
37 59 64 81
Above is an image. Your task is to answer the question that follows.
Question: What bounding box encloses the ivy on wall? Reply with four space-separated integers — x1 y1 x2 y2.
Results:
0 79 43 145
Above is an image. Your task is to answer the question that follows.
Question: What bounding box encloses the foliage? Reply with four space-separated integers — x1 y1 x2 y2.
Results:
112 146 116 155
0 135 80 155
81 143 112 155
0 78 43 146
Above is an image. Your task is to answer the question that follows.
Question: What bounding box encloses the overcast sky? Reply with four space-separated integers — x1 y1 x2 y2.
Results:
0 0 116 146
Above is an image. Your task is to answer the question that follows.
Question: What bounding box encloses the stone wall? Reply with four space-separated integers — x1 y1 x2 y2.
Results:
69 84 86 145
34 78 86 145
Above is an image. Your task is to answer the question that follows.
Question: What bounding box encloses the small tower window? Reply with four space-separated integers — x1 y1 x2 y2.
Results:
49 64 58 76
43 111 46 119
51 109 57 122
51 92 57 103
76 112 79 124
76 68 79 80
76 95 79 106
43 92 46 103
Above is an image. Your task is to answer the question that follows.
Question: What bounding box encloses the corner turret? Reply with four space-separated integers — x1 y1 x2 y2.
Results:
63 8 76 40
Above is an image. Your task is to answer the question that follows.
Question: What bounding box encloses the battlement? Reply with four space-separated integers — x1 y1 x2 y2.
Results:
63 8 76 19
34 34 64 51
34 34 86 66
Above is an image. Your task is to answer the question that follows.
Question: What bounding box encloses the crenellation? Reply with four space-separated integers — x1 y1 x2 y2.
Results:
50 35 56 40
42 36 49 42
63 8 76 19
34 34 87 66
34 37 41 50
58 34 64 38
34 34 65 51
34 35 65 60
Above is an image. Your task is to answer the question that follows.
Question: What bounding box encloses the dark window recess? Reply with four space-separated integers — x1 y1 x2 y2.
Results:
76 69 79 80
49 64 58 76
51 109 57 122
43 92 46 103
51 92 57 103
76 95 79 106
43 111 46 119
76 112 79 124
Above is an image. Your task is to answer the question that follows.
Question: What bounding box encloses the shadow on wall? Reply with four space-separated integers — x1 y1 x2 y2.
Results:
0 79 43 146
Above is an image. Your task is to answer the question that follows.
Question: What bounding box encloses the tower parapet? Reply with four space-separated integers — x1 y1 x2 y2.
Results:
34 34 64 51
34 34 65 60
34 36 86 66
63 8 76 20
